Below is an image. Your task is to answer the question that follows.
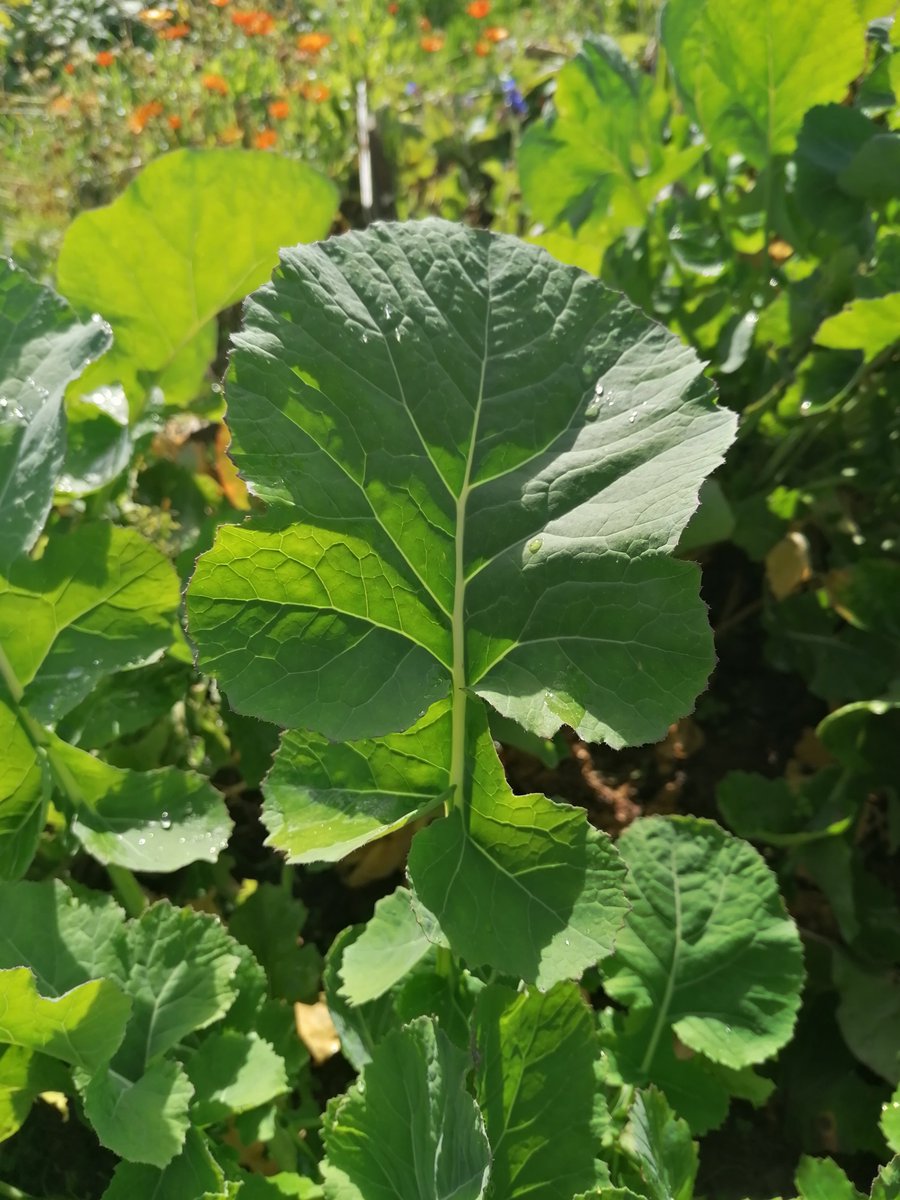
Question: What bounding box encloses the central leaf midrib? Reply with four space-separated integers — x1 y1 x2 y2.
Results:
448 251 493 810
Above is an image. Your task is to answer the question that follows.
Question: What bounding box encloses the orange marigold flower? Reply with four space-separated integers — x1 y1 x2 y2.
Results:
202 72 229 94
299 81 330 102
484 24 508 41
231 9 274 34
255 128 277 148
64 62 76 74
127 100 164 133
168 113 182 129
296 31 331 54
466 0 490 16
159 21 190 38
387 1 398 12
267 98 290 119
210 0 229 5
474 39 490 55
49 95 73 115
95 50 116 67
420 34 444 51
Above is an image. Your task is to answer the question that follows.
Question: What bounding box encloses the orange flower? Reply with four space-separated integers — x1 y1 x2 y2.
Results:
296 31 331 55
267 98 290 119
419 15 431 29
202 72 229 94
466 0 490 15
95 50 116 67
387 1 398 11
299 81 330 102
231 10 274 34
168 113 182 129
159 21 190 38
255 128 277 148
420 34 444 51
49 95 73 115
210 0 229 5
64 62 76 74
474 39 490 55
127 100 164 133
484 25 508 41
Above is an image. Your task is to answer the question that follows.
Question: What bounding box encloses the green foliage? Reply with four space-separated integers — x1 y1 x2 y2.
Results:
321 1017 491 1200
1 5 898 1187
57 149 338 410
0 259 110 566
187 218 735 985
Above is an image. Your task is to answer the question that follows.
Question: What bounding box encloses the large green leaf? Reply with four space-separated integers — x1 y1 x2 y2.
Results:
0 523 231 876
0 967 129 1071
53 735 231 872
105 902 243 1079
338 886 443 1006
0 1046 69 1142
0 260 111 565
229 883 320 1004
57 149 338 409
101 1127 226 1200
519 38 703 265
0 522 178 724
80 1057 194 1167
321 1016 491 1200
473 981 598 1200
815 295 900 361
187 220 735 982
834 953 900 1084
601 817 804 1089
185 1030 289 1126
0 880 124 990
663 0 867 168
407 706 629 986
617 1089 697 1200
794 1156 864 1200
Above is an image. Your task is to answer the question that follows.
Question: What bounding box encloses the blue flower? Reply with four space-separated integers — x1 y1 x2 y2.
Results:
500 75 527 116
404 81 419 96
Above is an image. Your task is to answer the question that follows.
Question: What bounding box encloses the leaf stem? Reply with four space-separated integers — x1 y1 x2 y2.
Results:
107 864 148 918
447 258 492 815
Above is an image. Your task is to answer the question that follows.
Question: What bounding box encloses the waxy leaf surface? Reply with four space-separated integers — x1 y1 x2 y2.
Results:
0 260 110 565
0 968 129 1071
189 219 733 747
473 981 599 1200
321 1016 490 1200
187 221 733 981
602 817 804 1079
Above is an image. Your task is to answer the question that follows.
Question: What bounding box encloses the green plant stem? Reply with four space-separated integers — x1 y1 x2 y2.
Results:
108 863 148 919
447 297 490 816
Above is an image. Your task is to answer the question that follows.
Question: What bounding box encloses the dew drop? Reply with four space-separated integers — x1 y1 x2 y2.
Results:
384 304 392 320
628 412 636 423
527 537 542 554
0 398 7 409
160 811 172 830
361 331 369 344
137 837 146 847
800 399 812 413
